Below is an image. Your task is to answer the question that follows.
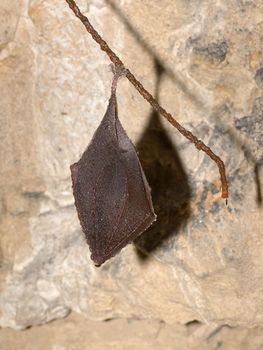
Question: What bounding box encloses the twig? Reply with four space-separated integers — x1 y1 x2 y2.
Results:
65 0 228 200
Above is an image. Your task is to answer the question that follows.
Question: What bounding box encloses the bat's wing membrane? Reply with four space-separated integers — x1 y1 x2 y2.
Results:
71 95 156 266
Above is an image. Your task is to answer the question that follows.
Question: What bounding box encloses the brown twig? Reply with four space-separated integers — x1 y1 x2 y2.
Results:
65 0 228 199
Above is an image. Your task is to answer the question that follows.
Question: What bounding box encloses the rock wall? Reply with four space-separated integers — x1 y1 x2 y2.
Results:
0 0 263 329
3 312 263 350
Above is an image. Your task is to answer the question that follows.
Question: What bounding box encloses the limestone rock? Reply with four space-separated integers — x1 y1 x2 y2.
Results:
2 312 263 350
0 0 263 330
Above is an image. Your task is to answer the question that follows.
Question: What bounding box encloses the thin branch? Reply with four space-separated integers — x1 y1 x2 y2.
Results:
65 0 228 200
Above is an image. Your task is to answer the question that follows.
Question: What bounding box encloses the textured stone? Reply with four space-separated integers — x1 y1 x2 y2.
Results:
0 0 263 332
255 67 263 88
2 312 263 350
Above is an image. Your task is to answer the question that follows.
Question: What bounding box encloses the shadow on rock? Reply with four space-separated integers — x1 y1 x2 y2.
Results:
134 109 192 259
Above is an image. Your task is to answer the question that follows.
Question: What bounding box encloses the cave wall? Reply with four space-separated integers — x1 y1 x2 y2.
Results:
0 0 263 329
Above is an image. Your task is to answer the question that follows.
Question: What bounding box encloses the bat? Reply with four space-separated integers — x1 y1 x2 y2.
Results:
71 69 156 266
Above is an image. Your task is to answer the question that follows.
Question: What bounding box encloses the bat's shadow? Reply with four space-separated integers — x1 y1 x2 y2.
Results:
106 0 194 258
134 60 192 259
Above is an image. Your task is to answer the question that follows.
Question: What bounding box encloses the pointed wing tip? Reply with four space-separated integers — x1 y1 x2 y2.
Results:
91 253 108 267
90 212 157 267
90 242 130 267
148 211 157 227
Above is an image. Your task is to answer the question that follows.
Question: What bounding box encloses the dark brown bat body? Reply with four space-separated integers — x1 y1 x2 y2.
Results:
70 78 156 266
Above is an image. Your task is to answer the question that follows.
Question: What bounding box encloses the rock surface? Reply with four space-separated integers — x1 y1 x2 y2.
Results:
2 311 263 350
0 0 263 331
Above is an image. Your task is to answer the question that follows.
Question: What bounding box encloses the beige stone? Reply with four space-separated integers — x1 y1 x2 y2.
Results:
1 312 263 350
0 0 263 332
